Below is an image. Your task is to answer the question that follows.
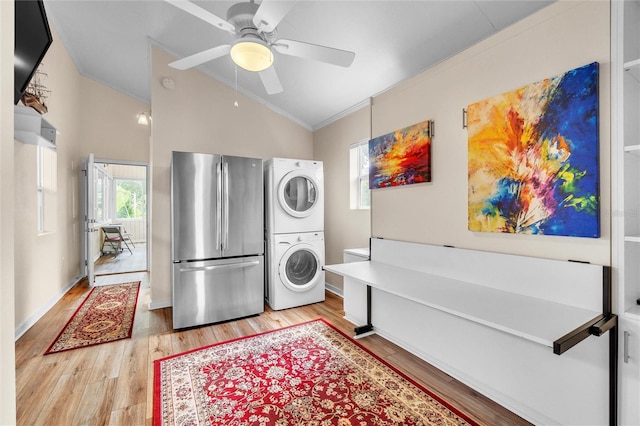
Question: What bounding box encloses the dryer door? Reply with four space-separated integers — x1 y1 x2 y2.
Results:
279 243 322 292
277 171 319 218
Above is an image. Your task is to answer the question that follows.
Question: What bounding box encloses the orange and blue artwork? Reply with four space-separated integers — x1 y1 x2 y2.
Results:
369 120 432 189
468 62 599 237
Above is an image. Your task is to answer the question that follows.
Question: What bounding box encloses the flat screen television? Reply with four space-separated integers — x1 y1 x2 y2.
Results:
14 0 53 105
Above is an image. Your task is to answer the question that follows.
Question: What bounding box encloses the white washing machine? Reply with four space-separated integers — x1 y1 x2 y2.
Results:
266 231 325 310
265 158 324 234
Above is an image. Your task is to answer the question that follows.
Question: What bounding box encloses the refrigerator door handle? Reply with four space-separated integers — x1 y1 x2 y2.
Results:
216 161 222 250
179 260 260 273
223 161 230 251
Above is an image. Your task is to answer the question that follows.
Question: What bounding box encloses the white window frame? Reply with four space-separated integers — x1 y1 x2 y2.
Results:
37 145 57 234
37 146 44 233
94 165 113 224
349 139 370 210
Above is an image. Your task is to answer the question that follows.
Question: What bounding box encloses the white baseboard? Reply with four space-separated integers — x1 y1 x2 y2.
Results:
148 300 171 310
14 274 85 341
325 282 343 297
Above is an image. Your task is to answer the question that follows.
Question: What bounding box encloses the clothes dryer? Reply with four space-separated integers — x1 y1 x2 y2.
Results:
265 231 325 310
265 158 324 234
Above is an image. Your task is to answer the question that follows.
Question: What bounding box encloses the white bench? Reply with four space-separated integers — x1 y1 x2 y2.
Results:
325 238 617 425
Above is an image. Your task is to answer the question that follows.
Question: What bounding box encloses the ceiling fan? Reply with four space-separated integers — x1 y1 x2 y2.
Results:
164 0 356 95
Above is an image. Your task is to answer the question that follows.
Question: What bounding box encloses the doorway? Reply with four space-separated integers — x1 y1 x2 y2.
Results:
83 159 149 283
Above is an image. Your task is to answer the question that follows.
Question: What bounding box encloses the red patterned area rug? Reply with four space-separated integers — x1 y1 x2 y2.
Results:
154 319 478 425
44 281 140 355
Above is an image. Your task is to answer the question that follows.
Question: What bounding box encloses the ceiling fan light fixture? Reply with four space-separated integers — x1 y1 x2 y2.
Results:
230 38 273 72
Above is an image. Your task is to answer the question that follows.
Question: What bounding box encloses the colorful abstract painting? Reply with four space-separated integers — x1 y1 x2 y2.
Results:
369 120 432 189
467 62 599 237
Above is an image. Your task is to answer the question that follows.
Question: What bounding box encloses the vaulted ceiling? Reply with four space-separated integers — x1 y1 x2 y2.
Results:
44 0 553 130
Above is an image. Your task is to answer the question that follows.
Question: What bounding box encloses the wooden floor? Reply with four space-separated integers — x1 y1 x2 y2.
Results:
15 275 531 426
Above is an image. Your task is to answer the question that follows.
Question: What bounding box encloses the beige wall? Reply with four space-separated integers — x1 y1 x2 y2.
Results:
149 47 313 306
13 25 83 334
370 1 611 265
314 106 372 292
1 1 16 423
13 25 151 334
77 76 150 162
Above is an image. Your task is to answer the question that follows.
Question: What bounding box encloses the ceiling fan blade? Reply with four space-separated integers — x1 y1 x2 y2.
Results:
259 66 284 95
165 0 235 33
253 0 297 33
169 45 231 70
273 39 355 68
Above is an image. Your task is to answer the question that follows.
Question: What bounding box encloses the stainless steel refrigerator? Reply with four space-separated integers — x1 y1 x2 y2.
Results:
171 151 264 329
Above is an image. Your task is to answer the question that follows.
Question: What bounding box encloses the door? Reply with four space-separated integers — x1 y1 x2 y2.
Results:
82 161 149 277
620 317 640 425
277 170 319 218
279 244 322 292
171 151 222 261
83 153 98 285
171 256 264 329
223 155 263 257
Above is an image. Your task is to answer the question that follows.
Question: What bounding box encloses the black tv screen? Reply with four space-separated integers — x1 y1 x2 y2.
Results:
14 0 53 105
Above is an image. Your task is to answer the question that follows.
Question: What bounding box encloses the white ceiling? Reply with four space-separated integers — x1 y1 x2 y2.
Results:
44 0 553 130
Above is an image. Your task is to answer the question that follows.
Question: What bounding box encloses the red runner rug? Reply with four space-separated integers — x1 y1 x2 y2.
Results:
154 319 478 425
45 281 140 355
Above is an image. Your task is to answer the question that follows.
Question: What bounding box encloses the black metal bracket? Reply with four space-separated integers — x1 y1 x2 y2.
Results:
609 321 618 426
551 266 617 426
553 266 615 354
462 108 468 129
354 284 374 337
590 315 618 337
553 314 617 355
354 240 375 337
354 323 374 336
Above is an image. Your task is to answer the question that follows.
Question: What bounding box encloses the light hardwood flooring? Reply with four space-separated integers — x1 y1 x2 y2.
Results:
15 275 531 426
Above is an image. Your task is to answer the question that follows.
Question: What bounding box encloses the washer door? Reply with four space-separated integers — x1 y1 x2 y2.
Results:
279 243 322 292
277 171 319 218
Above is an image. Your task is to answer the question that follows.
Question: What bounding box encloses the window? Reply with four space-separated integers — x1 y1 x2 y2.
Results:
37 147 44 232
115 178 146 219
37 145 57 234
94 165 112 223
350 140 370 209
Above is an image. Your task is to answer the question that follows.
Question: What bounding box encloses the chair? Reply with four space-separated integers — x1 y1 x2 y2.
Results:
114 224 136 248
101 226 133 256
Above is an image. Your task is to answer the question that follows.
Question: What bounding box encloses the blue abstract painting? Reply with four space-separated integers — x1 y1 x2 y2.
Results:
468 62 600 237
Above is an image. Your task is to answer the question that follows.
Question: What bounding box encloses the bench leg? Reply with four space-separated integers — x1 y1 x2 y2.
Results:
354 285 374 338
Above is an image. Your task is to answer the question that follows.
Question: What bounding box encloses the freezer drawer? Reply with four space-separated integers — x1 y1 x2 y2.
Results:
172 256 264 329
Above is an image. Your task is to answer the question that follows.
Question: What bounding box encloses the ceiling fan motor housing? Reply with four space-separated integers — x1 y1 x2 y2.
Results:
227 1 262 38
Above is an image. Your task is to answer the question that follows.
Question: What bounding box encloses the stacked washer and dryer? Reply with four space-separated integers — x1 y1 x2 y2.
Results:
264 158 326 310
